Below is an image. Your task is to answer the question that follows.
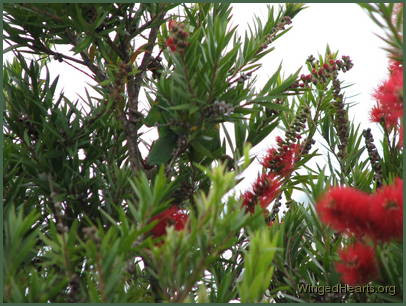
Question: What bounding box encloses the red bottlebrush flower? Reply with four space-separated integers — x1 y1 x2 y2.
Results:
257 173 281 209
335 242 379 285
150 206 188 238
372 61 403 129
241 173 281 214
317 179 403 242
370 105 385 124
168 20 177 32
166 37 177 52
323 63 329 70
166 22 188 53
316 187 371 236
368 178 403 242
329 59 335 65
242 190 256 214
276 136 284 145
261 148 278 167
261 141 301 177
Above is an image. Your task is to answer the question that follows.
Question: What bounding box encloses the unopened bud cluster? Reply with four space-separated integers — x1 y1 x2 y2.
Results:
333 96 349 159
236 72 252 84
295 54 354 158
330 68 350 160
260 16 292 50
362 128 383 187
147 56 163 79
301 137 316 155
265 98 284 117
166 20 189 53
291 55 353 89
285 107 308 144
285 199 295 209
269 195 282 222
204 100 234 117
17 114 38 140
172 181 195 203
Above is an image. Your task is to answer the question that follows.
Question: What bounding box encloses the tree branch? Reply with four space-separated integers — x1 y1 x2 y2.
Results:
121 10 166 173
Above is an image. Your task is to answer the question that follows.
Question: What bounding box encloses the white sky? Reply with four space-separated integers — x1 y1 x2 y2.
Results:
4 3 390 204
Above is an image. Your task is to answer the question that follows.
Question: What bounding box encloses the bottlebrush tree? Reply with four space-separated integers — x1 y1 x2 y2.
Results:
3 3 403 303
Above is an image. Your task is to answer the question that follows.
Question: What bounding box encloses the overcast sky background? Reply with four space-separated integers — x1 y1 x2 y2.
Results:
4 3 390 205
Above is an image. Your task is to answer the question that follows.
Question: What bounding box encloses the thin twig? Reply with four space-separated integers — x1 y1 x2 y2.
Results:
63 59 96 80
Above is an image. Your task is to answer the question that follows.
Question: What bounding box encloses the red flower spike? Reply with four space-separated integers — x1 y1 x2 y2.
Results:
150 206 188 238
168 20 177 32
242 191 256 214
317 178 403 242
323 63 329 70
335 242 379 286
166 37 177 52
368 178 403 242
261 136 301 178
370 105 385 124
257 173 281 209
241 173 281 214
166 22 189 53
261 148 277 167
372 61 403 129
316 187 372 236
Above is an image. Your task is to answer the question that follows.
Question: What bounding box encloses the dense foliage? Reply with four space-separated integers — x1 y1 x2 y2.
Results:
3 3 403 302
